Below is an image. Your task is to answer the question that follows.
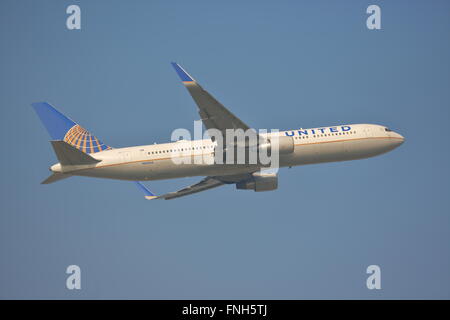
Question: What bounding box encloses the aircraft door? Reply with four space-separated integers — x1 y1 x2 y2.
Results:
119 151 131 163
364 126 373 137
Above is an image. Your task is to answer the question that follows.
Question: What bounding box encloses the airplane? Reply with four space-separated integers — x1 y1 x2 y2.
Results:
32 62 405 200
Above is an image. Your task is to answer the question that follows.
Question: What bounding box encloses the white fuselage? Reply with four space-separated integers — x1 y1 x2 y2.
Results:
50 124 404 181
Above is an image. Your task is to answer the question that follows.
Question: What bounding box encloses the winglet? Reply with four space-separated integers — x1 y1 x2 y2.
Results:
171 62 195 83
134 182 158 200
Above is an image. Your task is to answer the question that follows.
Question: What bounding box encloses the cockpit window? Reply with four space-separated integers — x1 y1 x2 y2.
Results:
385 128 392 132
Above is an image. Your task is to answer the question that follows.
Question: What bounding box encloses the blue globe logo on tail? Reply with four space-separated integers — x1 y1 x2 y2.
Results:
63 124 111 154
32 102 112 154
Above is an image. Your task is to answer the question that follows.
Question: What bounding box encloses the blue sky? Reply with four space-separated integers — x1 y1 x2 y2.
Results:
1 0 450 299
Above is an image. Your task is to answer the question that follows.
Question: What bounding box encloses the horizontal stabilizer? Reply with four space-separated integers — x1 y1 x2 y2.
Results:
41 172 71 184
51 141 101 166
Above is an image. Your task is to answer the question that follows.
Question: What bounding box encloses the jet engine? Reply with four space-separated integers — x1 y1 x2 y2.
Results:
236 172 278 192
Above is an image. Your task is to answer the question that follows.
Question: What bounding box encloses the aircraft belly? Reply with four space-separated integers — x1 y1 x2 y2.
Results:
280 143 322 166
73 159 260 181
344 138 395 159
314 141 347 163
282 137 395 167
74 162 152 180
287 141 347 165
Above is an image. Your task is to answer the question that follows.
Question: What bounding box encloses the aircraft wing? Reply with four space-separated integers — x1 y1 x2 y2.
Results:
171 62 251 135
135 177 225 200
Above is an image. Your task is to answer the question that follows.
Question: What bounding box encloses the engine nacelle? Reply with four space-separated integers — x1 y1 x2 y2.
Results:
236 172 278 192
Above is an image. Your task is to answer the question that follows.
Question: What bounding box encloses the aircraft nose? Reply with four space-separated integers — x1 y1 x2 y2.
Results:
392 132 405 146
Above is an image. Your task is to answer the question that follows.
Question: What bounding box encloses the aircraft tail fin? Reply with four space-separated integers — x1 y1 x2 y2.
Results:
31 102 112 154
50 141 101 166
41 172 72 184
